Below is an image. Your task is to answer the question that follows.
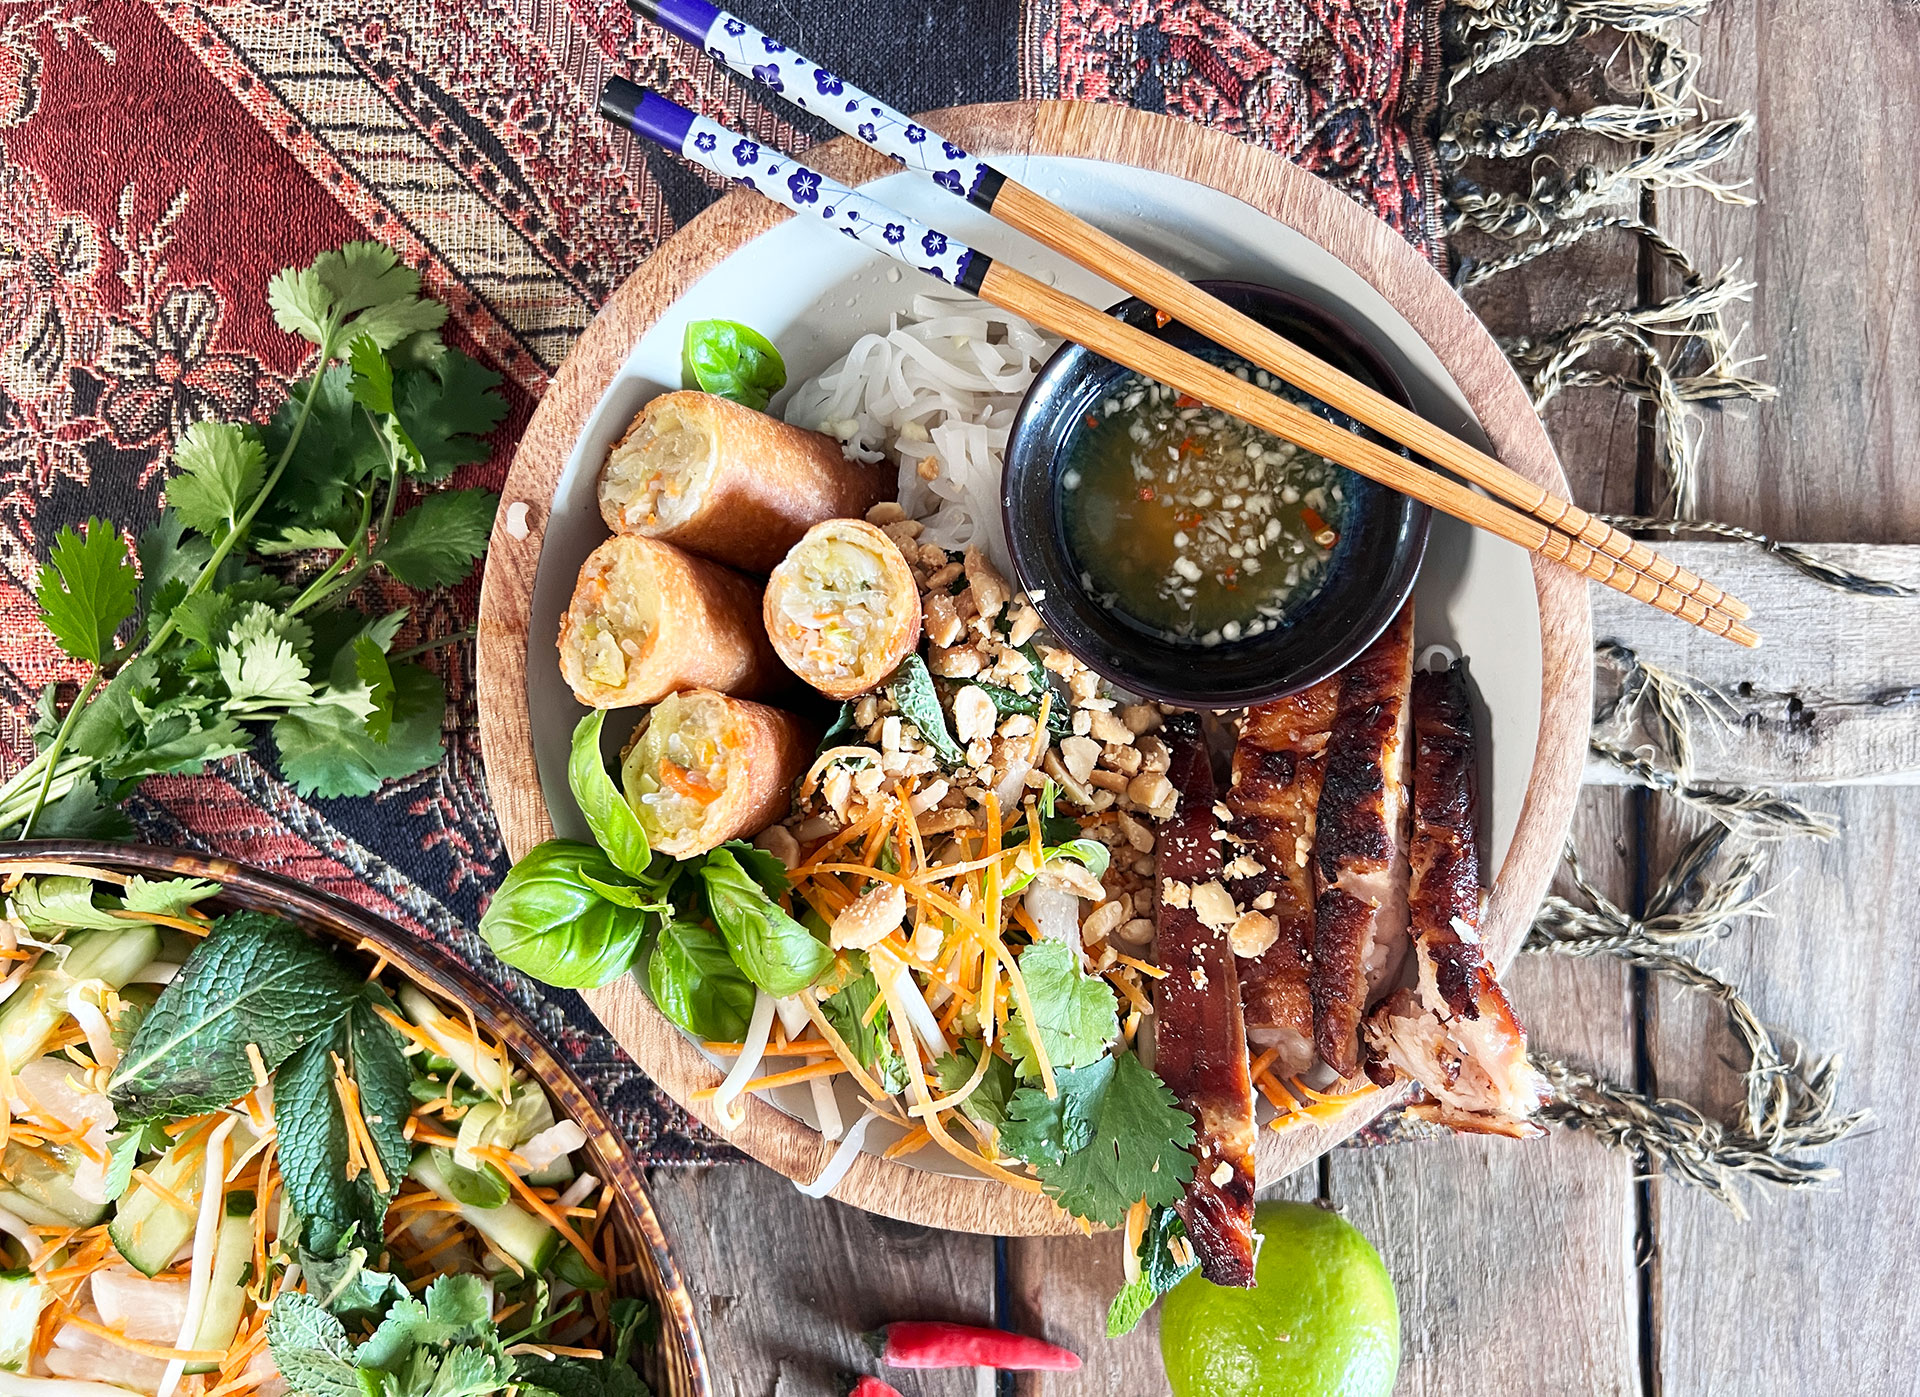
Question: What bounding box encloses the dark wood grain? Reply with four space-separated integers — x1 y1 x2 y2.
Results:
645 1163 996 1397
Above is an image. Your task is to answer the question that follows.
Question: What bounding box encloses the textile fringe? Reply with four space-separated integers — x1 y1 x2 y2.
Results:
1528 830 1869 1215
1598 515 1920 597
1441 1 1765 514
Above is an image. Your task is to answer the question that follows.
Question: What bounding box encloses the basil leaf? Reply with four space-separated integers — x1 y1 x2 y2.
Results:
973 679 1071 740
815 701 861 757
647 920 754 1040
699 848 831 997
109 912 363 1125
579 871 670 910
682 319 786 411
567 710 650 878
717 839 791 898
428 1146 511 1209
887 654 965 767
478 841 651 989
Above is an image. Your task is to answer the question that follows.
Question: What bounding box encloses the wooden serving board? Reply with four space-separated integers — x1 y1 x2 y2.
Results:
474 100 1591 1235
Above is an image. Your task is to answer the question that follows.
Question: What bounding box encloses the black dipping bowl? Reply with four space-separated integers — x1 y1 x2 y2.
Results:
1002 280 1431 708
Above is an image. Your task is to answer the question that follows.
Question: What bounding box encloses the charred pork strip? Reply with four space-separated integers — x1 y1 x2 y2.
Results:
1224 678 1342 1077
1152 713 1257 1288
1363 660 1549 1138
1309 605 1416 1078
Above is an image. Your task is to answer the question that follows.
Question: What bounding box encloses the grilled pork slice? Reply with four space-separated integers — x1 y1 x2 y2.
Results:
1225 679 1342 1078
1153 714 1257 1288
1310 604 1416 1078
1364 660 1549 1137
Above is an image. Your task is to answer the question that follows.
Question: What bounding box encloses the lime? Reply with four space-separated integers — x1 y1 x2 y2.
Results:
1158 1200 1400 1397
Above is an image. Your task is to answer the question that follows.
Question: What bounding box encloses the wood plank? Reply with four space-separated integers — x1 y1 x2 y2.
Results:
1646 790 1898 1395
1584 541 1920 786
1331 790 1642 1397
646 1161 998 1397
1005 1166 1318 1397
1654 1 1920 542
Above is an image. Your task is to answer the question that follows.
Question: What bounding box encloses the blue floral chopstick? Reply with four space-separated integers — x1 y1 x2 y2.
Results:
626 0 1006 211
600 79 993 294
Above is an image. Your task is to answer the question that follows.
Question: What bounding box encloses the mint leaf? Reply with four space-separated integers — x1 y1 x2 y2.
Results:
1001 1052 1195 1226
166 421 266 539
36 518 136 665
274 993 411 1259
1107 1204 1199 1336
375 488 497 589
398 351 506 483
108 912 363 1125
265 1292 362 1397
1006 940 1119 1079
299 1244 410 1319
272 661 444 798
932 1041 1015 1132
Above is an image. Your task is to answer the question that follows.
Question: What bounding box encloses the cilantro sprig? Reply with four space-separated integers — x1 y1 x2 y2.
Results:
3 242 504 836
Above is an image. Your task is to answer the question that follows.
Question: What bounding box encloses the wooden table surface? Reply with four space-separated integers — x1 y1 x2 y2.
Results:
642 4 1920 1392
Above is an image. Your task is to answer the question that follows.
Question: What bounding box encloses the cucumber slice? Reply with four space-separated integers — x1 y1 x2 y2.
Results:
109 1121 254 1277
408 1152 559 1275
0 925 160 1072
399 985 512 1100
0 1268 46 1372
183 1192 255 1374
0 1142 105 1229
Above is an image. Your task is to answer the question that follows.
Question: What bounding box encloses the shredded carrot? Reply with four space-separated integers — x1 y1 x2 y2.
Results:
690 1059 846 1102
479 1157 605 1277
1248 1046 1282 1081
165 1111 223 1139
1113 954 1166 979
128 1167 197 1217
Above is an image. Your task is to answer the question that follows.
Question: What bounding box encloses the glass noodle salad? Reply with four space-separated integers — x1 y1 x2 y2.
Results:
0 864 655 1397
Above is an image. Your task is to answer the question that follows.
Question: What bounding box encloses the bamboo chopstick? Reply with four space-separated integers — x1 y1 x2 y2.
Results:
600 80 1759 649
626 0 1752 630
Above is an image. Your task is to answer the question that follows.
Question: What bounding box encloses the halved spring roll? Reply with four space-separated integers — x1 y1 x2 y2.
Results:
620 689 814 858
558 535 785 708
763 518 922 700
600 390 891 574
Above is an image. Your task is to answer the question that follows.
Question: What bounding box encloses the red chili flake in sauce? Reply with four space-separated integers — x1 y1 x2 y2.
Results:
1138 486 1156 501
1155 310 1172 328
1085 414 1100 429
1174 393 1200 408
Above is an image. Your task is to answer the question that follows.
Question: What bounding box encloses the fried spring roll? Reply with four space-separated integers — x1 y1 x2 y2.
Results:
1154 714 1258 1289
620 689 813 857
1225 678 1342 1078
558 535 784 708
764 518 922 699
600 390 891 574
1310 605 1416 1078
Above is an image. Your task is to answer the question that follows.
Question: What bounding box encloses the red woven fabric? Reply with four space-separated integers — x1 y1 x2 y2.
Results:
0 0 1440 1161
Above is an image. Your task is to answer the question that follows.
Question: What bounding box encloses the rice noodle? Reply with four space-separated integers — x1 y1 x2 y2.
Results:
785 291 1058 578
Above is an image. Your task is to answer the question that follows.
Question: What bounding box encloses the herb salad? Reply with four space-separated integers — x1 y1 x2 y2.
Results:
0 863 656 1396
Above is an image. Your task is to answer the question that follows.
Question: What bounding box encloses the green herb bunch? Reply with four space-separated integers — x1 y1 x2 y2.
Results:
8 241 505 839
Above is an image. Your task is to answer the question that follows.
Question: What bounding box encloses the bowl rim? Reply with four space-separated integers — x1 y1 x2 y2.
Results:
473 99 1592 1236
0 838 714 1397
1000 277 1433 707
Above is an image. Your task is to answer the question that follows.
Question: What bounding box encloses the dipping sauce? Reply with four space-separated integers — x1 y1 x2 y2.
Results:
1057 361 1351 646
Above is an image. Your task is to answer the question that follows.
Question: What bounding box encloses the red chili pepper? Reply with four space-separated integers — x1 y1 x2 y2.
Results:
1177 436 1197 455
1085 413 1100 429
864 1321 1082 1372
1174 393 1200 408
847 1378 905 1397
